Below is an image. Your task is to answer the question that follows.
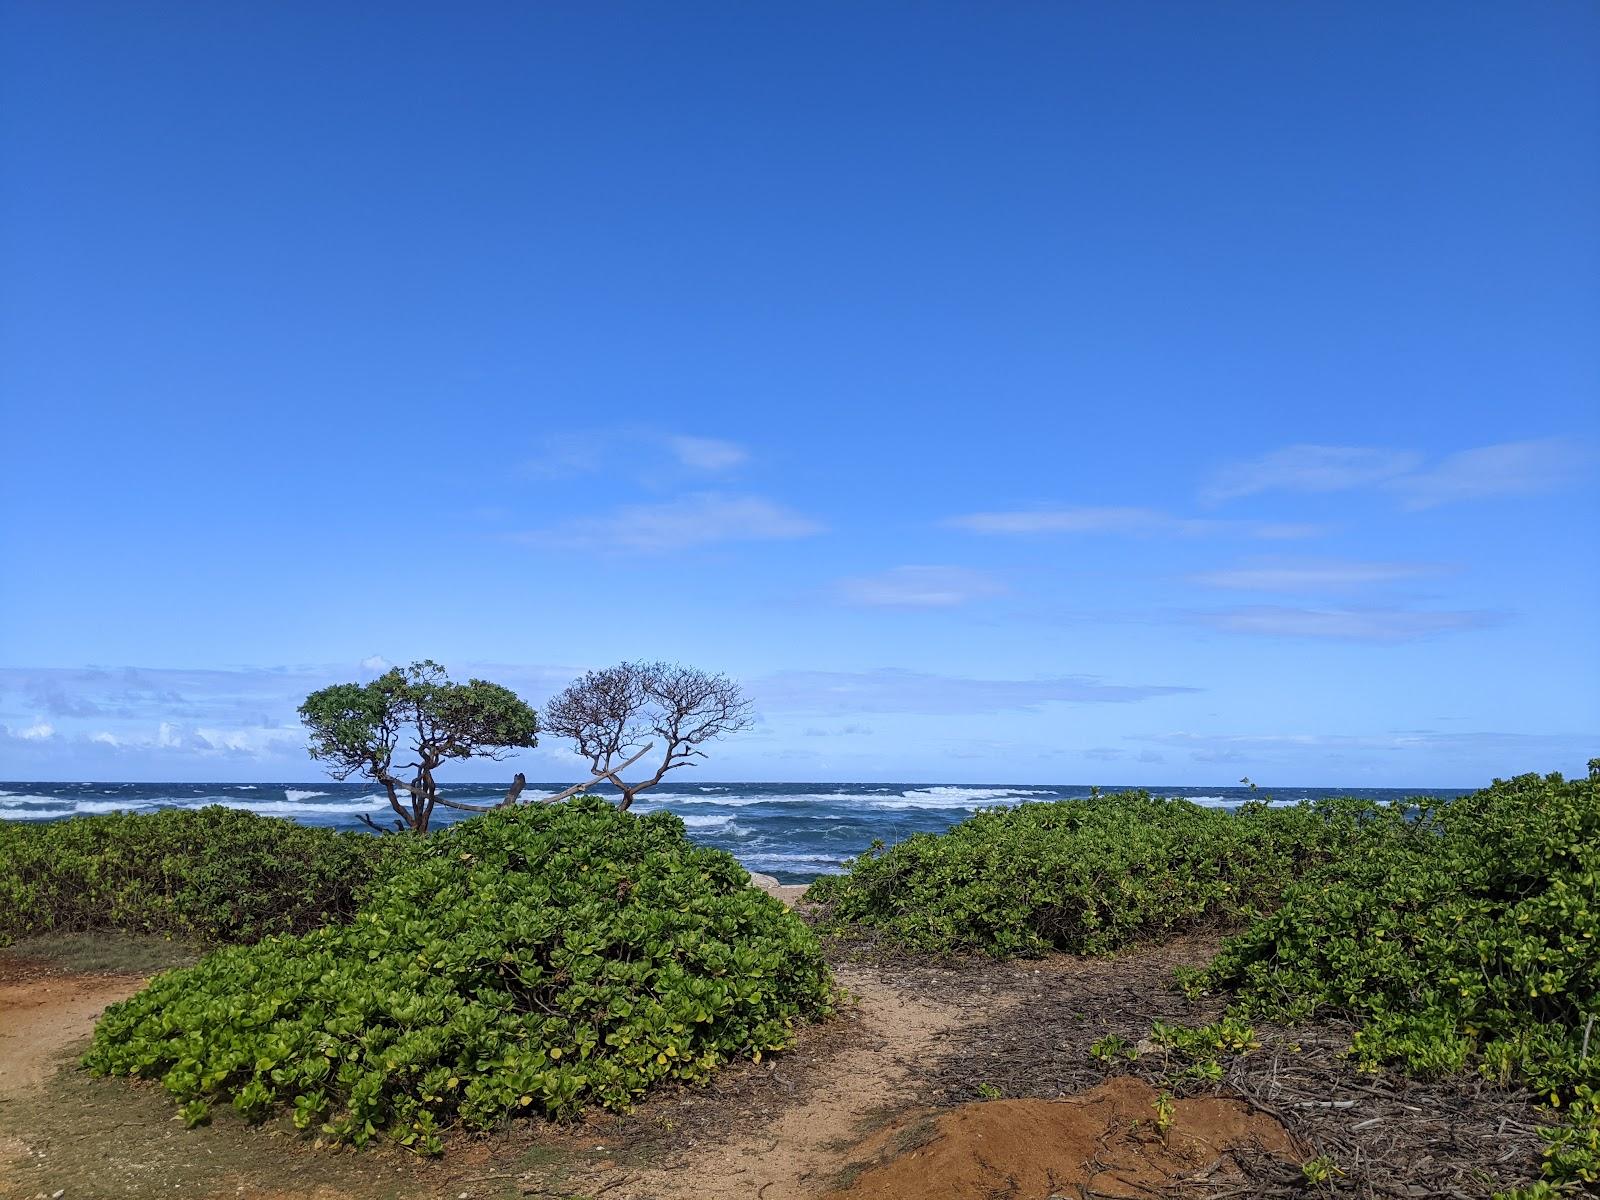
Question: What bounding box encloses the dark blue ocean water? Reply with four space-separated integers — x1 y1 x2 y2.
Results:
0 780 1469 883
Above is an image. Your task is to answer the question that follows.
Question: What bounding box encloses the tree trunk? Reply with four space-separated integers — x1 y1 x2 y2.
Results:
502 772 528 806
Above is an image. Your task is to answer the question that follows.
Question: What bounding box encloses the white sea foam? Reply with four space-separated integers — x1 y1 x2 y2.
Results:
902 786 1052 802
213 795 389 815
283 789 331 803
676 813 734 830
0 793 60 807
76 798 147 814
1179 794 1297 809
3 792 393 818
663 791 897 808
740 851 847 874
864 786 1052 811
7 808 76 821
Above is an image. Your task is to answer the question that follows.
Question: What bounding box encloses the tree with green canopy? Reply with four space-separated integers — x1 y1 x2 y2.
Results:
298 660 540 833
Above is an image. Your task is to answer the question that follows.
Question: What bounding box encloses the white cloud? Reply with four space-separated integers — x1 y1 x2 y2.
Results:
946 506 1323 540
524 430 751 479
522 431 607 480
1205 438 1591 508
519 492 823 552
1203 445 1420 503
1190 560 1448 592
1390 438 1592 509
1190 604 1501 641
949 506 1198 535
667 435 749 471
835 566 1006 608
359 655 390 672
1134 728 1594 767
752 667 1198 715
0 661 583 781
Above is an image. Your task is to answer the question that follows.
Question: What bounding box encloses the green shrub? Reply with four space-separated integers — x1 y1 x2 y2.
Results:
1180 773 1599 1194
83 798 834 1149
1192 773 1598 1100
0 806 384 946
808 792 1383 957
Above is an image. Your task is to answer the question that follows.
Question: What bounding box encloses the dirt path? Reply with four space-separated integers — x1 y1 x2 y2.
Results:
0 965 147 1180
594 961 993 1200
0 950 1000 1200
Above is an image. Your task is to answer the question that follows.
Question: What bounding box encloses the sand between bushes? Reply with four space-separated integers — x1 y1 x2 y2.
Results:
820 1075 1295 1199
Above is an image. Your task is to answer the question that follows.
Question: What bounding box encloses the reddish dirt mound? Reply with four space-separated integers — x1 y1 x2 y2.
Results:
821 1075 1296 1200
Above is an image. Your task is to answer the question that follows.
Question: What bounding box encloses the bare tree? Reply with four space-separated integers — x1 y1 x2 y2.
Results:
543 662 754 810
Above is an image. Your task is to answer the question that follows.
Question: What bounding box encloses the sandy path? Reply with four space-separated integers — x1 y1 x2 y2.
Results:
0 969 146 1177
599 962 992 1200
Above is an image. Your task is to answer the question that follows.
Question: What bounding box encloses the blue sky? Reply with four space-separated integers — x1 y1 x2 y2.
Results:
2 2 1596 787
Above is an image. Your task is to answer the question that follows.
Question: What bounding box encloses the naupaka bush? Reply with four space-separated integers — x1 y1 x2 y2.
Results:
1191 771 1599 1101
83 798 834 1151
808 791 1384 957
0 805 382 946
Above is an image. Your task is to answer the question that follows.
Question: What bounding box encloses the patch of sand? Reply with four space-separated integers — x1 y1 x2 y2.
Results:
602 962 983 1200
0 969 146 1177
748 871 812 907
821 1075 1296 1199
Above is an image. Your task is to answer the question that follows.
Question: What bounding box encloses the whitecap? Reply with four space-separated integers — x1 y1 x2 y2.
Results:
677 813 735 830
220 795 389 816
284 789 331 803
0 793 61 807
1179 795 1298 809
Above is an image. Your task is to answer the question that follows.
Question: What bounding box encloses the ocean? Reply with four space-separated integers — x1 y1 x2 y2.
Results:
0 780 1469 884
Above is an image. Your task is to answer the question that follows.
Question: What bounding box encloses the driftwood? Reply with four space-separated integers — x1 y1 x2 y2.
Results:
503 772 527 806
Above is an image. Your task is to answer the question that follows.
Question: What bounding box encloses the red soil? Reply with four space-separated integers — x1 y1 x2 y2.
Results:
821 1075 1296 1200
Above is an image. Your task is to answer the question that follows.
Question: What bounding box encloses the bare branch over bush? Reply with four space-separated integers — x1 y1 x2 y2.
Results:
543 662 753 810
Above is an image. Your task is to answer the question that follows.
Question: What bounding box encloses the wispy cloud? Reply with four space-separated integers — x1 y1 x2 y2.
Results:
801 723 873 737
834 566 1006 609
1131 729 1596 774
1390 438 1592 509
1203 445 1420 503
516 492 823 552
1189 560 1450 592
525 429 751 479
1189 604 1502 641
667 435 749 471
1205 438 1590 508
1 721 57 742
752 667 1198 715
0 661 584 778
946 506 1321 540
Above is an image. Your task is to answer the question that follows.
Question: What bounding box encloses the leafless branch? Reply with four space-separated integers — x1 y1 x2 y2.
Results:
544 662 752 810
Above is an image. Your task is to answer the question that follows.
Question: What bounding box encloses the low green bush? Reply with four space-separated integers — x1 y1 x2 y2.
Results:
84 798 834 1150
1177 772 1598 1195
1190 772 1598 1098
0 806 384 946
808 791 1383 957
